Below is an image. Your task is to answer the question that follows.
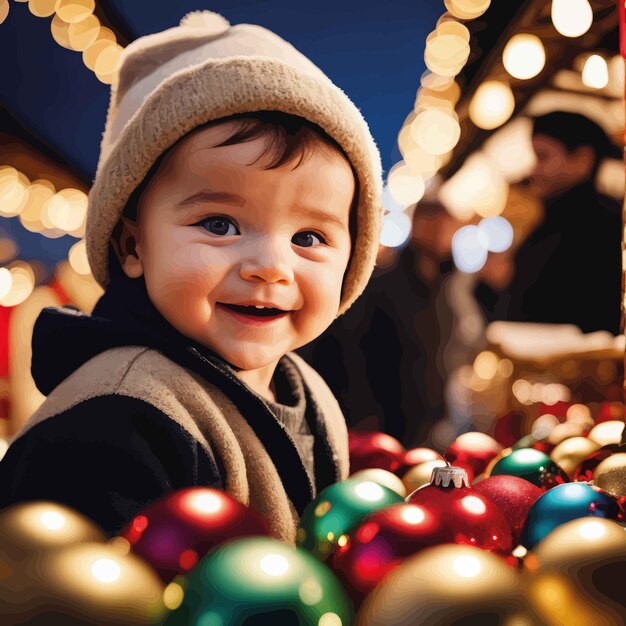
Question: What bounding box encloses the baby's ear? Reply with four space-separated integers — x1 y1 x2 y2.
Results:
113 218 144 278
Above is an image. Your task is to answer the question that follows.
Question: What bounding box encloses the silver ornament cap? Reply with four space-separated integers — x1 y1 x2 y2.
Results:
430 465 469 488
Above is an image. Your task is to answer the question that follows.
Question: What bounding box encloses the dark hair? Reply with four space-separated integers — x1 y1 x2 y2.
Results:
532 112 621 175
119 111 359 238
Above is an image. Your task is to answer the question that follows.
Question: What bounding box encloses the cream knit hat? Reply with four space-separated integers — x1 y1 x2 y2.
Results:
87 11 383 315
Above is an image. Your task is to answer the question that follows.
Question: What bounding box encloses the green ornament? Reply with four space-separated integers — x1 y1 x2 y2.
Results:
296 478 404 559
160 537 353 626
491 448 568 489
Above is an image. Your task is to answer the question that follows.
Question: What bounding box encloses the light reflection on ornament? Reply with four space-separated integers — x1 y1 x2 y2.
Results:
260 553 289 577
452 554 482 578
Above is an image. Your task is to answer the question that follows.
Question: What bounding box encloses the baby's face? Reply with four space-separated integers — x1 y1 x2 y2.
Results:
125 122 354 372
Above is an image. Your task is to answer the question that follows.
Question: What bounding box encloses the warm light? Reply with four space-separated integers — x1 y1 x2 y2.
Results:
94 42 123 75
259 553 289 577
319 614 342 626
588 421 624 446
56 0 95 24
551 0 593 38
582 55 609 89
68 14 101 51
28 0 57 18
473 351 499 380
401 506 426 525
412 109 461 156
424 32 470 78
379 211 412 248
512 380 533 405
420 71 455 92
452 555 482 578
461 496 487 515
187 491 222 514
50 13 73 50
436 19 470 43
0 167 29 217
0 267 12 299
515 449 545 463
444 0 491 20
387 162 425 206
0 265 35 307
40 510 65 530
91 557 121 583
502 34 545 80
315 501 331 517
354 481 385 502
163 582 184 610
19 181 55 233
337 534 348 548
512 545 527 558
469 81 515 130
402 146 444 178
451 225 488 273
579 520 607 541
44 188 87 233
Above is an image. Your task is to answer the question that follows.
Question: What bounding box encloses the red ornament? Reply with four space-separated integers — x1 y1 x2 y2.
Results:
121 487 270 582
445 432 502 482
397 447 443 476
332 502 454 606
407 466 513 556
472 475 542 547
348 430 405 473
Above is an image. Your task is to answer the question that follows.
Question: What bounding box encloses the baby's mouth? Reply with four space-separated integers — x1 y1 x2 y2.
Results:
218 303 288 317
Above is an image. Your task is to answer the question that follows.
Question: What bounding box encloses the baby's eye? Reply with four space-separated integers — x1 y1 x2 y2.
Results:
292 231 326 247
198 216 239 236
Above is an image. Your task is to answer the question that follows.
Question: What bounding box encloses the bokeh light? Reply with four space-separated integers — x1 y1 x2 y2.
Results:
478 216 514 253
451 225 489 273
551 0 593 38
380 211 412 248
582 55 609 89
469 81 515 130
502 34 545 80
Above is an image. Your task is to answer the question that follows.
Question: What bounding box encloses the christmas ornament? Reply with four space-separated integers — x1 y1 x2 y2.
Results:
407 466 512 555
526 518 626 624
521 482 621 549
594 452 626 499
0 501 106 562
332 502 454 605
297 478 404 559
490 448 568 489
572 444 620 482
565 404 594 430
0 541 165 626
445 432 502 482
350 468 407 497
401 459 447 494
550 436 600 477
121 487 271 583
588 420 624 447
357 545 533 626
397 447 443 475
348 430 405 473
472 475 542 547
547 421 587 447
482 447 512 477
160 537 353 626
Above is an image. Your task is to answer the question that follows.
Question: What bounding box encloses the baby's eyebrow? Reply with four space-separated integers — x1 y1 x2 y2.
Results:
178 190 245 206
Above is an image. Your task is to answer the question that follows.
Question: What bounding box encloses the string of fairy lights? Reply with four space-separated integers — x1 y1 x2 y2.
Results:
0 0 126 307
381 0 623 276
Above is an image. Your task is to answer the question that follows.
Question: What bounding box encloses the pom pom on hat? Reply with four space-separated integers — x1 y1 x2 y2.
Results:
179 10 231 34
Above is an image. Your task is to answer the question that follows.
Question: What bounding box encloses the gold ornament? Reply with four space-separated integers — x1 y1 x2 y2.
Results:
357 544 534 625
588 421 625 447
594 452 626 498
0 501 106 562
526 518 626 624
547 421 586 446
550 436 600 477
0 542 166 625
350 468 407 497
401 459 447 494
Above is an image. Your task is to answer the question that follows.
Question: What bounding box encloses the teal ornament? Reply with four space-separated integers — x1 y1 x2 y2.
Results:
160 537 354 625
297 478 404 559
521 482 621 549
491 448 568 489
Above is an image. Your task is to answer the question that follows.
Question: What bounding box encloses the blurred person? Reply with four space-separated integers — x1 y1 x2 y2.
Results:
479 112 622 334
298 201 465 447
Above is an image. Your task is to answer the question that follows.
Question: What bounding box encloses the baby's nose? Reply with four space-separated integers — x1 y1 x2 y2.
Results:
239 239 295 285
